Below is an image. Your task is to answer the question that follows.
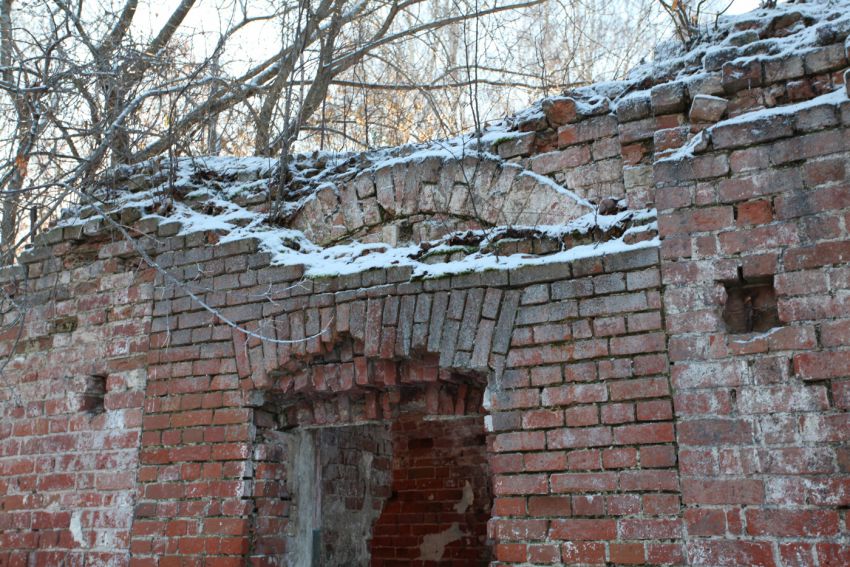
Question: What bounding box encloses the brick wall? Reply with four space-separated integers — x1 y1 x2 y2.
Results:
370 412 491 566
488 248 677 565
654 91 850 567
0 231 154 567
1 12 849 566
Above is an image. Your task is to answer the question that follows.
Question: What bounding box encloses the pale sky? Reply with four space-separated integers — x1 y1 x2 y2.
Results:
134 0 769 64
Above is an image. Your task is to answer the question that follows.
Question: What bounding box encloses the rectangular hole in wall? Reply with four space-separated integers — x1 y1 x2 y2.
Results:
722 275 780 334
80 375 107 413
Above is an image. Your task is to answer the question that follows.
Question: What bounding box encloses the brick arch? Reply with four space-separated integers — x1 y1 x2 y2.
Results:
249 316 496 427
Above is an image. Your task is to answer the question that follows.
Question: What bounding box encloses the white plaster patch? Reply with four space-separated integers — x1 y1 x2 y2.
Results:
70 510 86 548
453 481 474 514
123 368 147 390
418 522 464 561
105 410 125 429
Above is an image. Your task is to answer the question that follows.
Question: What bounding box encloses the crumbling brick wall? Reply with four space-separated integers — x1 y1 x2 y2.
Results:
1 7 850 567
655 90 850 567
0 234 154 567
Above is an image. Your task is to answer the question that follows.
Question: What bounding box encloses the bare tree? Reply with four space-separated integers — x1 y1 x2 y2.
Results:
0 0 559 263
0 0 667 264
657 0 734 46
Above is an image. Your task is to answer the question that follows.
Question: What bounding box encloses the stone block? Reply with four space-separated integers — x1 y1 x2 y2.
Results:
558 115 618 147
623 165 653 190
721 59 762 93
689 95 728 123
491 290 520 355
529 146 591 175
763 55 804 83
541 97 578 126
603 247 659 272
497 132 536 159
0 264 25 284
426 291 450 352
651 81 688 115
795 104 839 132
618 118 655 144
457 288 484 352
703 47 740 71
711 114 794 149
591 137 621 160
509 262 572 286
803 43 848 74
615 93 651 122
686 73 724 98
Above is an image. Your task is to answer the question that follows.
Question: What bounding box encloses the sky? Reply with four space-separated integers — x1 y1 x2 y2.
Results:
133 0 769 64
727 0 761 14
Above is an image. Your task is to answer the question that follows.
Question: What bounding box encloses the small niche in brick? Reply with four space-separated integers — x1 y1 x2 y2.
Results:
79 375 107 413
722 275 780 334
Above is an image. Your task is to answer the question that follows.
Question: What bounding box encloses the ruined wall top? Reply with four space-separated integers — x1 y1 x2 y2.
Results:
10 0 850 283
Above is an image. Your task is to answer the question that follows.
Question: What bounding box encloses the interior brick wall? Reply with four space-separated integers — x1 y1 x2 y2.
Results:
370 412 491 566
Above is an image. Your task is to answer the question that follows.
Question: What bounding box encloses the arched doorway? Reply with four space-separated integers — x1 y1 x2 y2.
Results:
269 353 493 566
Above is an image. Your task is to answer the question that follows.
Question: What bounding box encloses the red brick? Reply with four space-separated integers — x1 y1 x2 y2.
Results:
607 542 644 565
491 518 548 541
550 472 617 493
601 447 637 469
647 543 686 565
493 497 526 516
494 431 546 453
640 445 677 468
607 493 641 516
642 493 679 515
618 517 681 540
528 543 561 564
682 479 764 505
494 544 526 562
542 383 607 406
609 377 669 400
524 452 567 472
547 426 612 449
549 518 616 541
601 402 635 424
685 508 726 536
564 405 598 427
561 541 606 564
528 496 571 517
793 351 850 380
687 540 776 567
804 157 846 186
736 199 773 226
817 543 850 567
566 449 601 471
746 509 839 537
719 223 798 255
619 469 679 492
659 207 734 235
821 319 850 347
494 474 549 495
613 422 675 445
636 400 673 421
784 240 850 271
521 409 564 430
